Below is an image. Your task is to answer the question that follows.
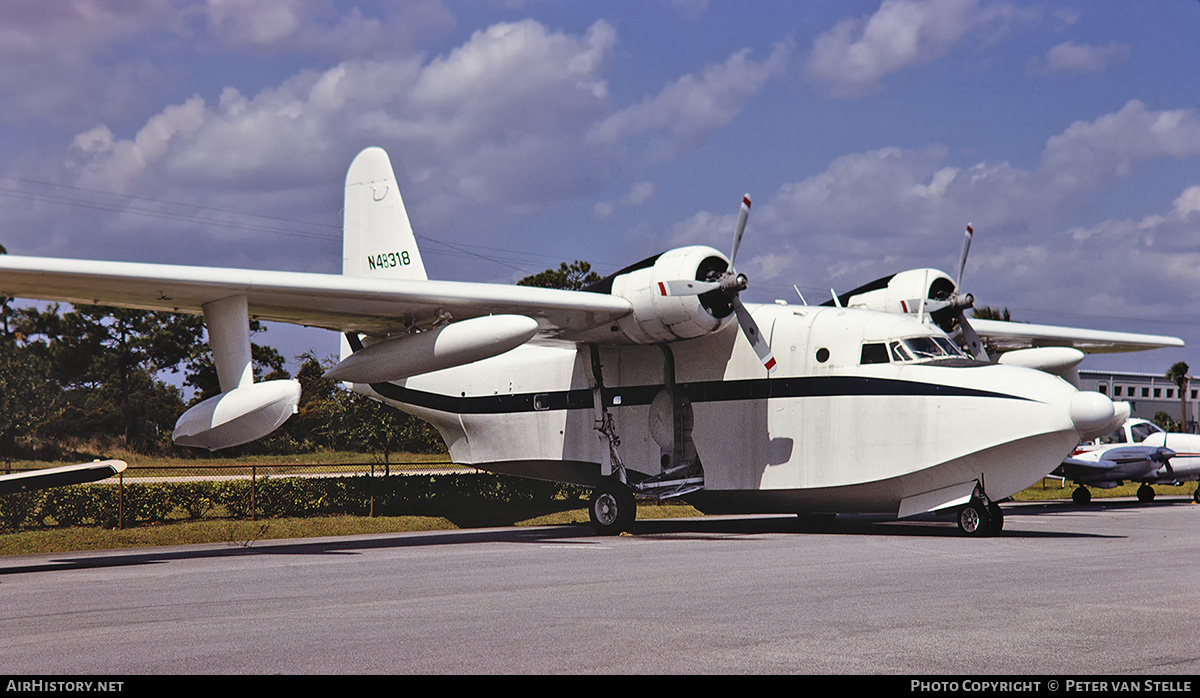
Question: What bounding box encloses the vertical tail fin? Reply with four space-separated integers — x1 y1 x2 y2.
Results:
343 147 428 281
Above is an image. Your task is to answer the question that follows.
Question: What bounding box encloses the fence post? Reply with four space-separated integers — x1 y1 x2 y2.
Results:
251 465 257 521
118 469 124 529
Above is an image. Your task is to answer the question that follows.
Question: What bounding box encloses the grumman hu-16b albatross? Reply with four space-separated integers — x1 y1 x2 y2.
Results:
0 148 1154 536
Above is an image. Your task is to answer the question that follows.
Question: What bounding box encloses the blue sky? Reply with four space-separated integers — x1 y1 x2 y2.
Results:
2 0 1199 375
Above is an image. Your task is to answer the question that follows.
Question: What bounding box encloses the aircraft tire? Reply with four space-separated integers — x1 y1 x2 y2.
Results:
1137 484 1156 503
589 483 635 536
957 500 992 537
1072 486 1092 505
986 503 1004 535
1193 487 1199 504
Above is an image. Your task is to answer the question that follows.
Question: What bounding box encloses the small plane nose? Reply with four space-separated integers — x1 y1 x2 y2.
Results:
1070 391 1117 439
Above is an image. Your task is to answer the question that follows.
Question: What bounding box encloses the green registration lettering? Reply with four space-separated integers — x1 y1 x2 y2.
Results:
367 250 412 270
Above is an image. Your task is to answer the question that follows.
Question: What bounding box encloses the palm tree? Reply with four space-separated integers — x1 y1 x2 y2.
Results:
1166 361 1190 432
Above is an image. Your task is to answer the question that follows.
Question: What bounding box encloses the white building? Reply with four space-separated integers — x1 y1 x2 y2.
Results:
1078 369 1196 433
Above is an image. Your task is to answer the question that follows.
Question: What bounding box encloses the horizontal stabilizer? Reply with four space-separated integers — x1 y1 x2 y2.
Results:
0 460 127 495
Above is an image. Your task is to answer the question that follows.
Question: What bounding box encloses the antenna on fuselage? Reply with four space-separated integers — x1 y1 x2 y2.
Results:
794 285 808 306
830 289 841 308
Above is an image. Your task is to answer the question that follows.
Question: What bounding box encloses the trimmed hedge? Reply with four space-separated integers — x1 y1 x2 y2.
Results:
0 474 591 532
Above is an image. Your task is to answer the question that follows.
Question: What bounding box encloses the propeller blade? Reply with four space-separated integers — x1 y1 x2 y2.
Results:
729 194 751 265
733 296 776 373
956 223 973 290
958 314 989 362
655 279 721 296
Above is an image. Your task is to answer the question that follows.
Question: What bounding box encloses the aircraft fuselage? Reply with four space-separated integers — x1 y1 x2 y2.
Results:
359 303 1105 518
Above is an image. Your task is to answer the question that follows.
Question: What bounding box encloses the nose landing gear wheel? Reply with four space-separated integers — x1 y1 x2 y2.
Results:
1072 486 1092 504
1137 484 1156 503
589 483 636 535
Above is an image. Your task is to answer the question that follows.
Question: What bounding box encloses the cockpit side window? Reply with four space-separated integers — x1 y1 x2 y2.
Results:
889 341 911 362
860 343 889 364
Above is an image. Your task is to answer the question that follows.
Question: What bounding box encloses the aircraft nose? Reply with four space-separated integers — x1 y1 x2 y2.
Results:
1070 391 1117 439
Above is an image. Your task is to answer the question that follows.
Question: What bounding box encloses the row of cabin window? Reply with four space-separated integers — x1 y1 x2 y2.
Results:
1098 384 1199 400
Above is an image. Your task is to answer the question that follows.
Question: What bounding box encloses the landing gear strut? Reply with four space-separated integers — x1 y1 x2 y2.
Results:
589 481 636 535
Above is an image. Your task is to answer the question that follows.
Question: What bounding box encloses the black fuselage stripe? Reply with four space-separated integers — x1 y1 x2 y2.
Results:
367 375 1033 415
346 332 1034 415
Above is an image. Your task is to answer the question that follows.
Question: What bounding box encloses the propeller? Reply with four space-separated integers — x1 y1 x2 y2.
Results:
657 194 777 373
925 224 989 361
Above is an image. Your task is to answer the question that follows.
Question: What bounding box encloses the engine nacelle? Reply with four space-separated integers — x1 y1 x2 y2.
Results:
836 268 956 315
326 314 539 383
173 379 302 451
606 246 736 344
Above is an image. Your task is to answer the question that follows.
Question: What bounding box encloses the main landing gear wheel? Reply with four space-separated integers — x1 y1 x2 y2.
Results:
1072 486 1092 505
1137 484 1156 503
987 502 1004 536
957 499 999 537
589 483 636 536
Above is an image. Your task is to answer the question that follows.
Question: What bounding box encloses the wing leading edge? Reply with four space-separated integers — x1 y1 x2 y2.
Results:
0 255 633 338
970 318 1184 355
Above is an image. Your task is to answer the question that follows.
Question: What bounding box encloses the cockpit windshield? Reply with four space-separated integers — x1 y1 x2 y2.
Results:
861 335 968 365
1130 421 1165 442
890 336 965 362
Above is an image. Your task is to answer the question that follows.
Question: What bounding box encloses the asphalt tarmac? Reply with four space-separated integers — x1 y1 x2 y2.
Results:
2 498 1198 675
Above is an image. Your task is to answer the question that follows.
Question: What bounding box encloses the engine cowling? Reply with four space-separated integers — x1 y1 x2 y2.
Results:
835 268 956 316
605 246 736 344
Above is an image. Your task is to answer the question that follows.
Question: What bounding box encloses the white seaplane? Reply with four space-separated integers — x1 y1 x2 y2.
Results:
0 148 1156 536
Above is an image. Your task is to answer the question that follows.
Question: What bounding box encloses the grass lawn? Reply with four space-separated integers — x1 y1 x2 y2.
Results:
0 503 703 556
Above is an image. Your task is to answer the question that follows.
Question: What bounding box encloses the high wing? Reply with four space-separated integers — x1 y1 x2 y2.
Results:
969 318 1184 355
0 255 632 338
0 460 127 495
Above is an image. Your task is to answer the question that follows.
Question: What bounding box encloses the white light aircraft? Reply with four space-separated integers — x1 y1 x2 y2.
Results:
0 148 1139 536
1057 418 1200 504
0 460 127 495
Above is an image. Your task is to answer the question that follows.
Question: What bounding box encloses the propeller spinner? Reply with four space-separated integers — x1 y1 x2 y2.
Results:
657 195 777 373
